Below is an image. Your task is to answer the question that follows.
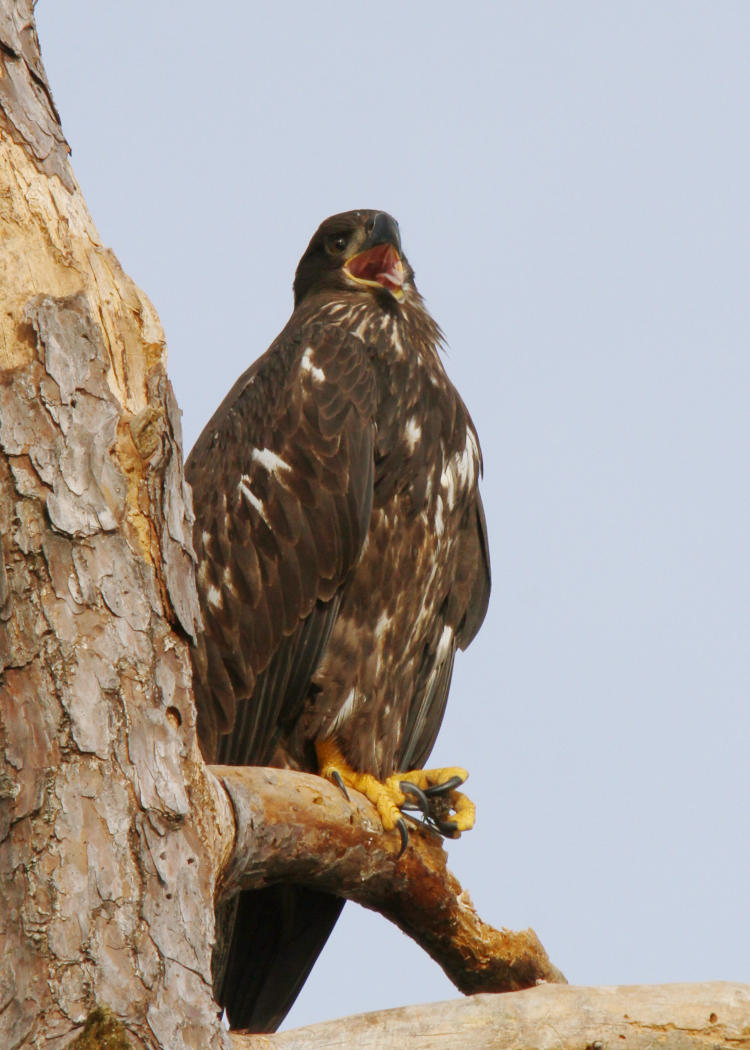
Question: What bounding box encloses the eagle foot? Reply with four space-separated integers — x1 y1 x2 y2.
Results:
396 768 475 838
316 740 475 850
395 817 410 857
423 774 465 796
316 738 416 846
398 781 457 840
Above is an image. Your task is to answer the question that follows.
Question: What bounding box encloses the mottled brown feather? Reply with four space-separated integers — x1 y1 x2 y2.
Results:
187 210 491 1033
187 317 377 764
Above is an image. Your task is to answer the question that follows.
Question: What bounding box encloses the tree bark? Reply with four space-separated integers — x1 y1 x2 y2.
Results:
232 982 750 1050
0 6 230 1048
216 766 564 994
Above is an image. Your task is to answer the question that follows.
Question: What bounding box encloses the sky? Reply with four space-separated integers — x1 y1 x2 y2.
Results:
36 1 749 1031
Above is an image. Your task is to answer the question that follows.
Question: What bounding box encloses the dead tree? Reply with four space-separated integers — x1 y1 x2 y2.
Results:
0 5 746 1049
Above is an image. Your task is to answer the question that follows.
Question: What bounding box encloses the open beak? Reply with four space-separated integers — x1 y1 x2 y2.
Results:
345 241 405 298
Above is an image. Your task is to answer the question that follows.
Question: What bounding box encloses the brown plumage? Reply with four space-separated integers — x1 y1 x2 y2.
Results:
187 209 491 1032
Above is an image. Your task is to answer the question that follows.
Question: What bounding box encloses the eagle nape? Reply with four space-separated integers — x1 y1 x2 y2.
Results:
315 738 475 852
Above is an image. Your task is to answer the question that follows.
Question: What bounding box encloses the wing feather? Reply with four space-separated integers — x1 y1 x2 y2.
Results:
397 478 491 770
456 491 492 650
398 640 457 772
188 320 376 765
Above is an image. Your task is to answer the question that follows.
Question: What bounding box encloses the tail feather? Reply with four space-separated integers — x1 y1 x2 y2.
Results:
215 886 345 1033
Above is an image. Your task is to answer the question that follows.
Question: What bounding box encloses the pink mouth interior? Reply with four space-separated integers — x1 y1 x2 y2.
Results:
347 243 404 291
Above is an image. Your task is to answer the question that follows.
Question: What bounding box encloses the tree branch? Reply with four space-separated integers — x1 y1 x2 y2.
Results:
213 765 565 996
230 982 750 1050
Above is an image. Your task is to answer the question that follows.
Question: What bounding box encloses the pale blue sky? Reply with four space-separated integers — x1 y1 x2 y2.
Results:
37 1 749 1030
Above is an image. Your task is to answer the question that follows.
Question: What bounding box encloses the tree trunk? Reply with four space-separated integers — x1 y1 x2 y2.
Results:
0 5 231 1048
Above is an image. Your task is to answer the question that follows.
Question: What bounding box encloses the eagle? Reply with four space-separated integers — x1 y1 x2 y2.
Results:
186 209 491 1033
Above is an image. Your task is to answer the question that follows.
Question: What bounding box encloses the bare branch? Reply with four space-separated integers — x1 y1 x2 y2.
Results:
213 765 565 996
231 982 750 1050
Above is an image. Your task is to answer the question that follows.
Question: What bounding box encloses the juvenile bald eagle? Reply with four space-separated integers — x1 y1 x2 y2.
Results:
187 210 491 1032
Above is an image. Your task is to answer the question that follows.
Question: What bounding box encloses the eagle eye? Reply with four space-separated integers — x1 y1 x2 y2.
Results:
325 233 349 256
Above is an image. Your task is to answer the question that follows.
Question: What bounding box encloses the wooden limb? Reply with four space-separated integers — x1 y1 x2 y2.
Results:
231 982 750 1050
212 765 565 996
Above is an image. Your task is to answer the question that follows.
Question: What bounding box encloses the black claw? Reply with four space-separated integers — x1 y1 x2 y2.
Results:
399 781 431 817
331 770 350 802
435 818 459 837
396 817 409 857
423 775 465 797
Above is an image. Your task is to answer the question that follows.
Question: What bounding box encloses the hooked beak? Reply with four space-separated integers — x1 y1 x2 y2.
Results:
344 212 405 299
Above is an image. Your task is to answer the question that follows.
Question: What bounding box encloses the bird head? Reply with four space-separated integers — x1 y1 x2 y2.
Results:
293 210 414 307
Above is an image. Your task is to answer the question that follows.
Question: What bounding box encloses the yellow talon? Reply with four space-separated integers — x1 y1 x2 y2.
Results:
316 738 404 830
390 766 468 792
449 789 476 833
315 740 476 836
391 766 475 833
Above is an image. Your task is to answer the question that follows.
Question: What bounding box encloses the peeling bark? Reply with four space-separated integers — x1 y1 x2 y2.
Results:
0 1 72 190
0 9 227 1049
215 766 564 995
